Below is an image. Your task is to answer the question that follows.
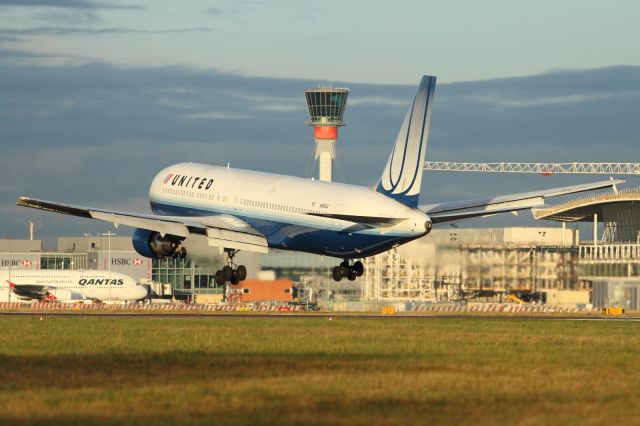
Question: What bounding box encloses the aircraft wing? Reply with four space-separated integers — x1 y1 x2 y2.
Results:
421 179 624 224
16 197 269 254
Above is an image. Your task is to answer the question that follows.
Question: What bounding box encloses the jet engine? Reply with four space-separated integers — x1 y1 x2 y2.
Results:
132 228 187 259
46 289 85 301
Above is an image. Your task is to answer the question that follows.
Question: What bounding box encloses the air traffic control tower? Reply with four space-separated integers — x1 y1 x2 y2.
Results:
304 86 349 181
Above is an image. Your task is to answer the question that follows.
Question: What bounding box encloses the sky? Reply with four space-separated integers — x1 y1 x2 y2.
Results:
1 0 639 83
0 0 639 245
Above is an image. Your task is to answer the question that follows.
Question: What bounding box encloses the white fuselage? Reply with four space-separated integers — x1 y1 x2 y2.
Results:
0 270 148 302
147 163 431 258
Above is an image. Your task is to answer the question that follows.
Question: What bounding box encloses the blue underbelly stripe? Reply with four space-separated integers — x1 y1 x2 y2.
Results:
149 199 416 258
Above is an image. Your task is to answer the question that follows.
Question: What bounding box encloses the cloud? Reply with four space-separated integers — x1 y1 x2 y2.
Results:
34 9 104 25
204 7 224 16
348 96 409 107
0 47 94 67
203 0 271 22
256 104 302 112
0 26 212 36
302 32 344 41
0 0 144 26
224 0 270 4
202 4 245 22
181 111 250 120
1 59 639 243
0 34 20 43
466 93 613 108
0 0 144 10
231 92 306 112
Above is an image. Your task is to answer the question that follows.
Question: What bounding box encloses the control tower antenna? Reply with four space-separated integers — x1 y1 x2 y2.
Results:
304 86 349 182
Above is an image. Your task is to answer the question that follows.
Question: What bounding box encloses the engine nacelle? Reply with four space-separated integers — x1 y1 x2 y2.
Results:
47 289 84 301
132 228 187 259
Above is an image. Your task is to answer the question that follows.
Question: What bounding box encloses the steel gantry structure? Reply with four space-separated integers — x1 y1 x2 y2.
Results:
424 162 640 175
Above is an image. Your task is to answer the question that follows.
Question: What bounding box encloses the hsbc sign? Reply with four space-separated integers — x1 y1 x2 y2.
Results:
111 257 144 266
97 252 150 281
1 260 25 267
0 255 40 270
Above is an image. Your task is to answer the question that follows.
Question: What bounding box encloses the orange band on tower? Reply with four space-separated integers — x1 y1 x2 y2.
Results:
314 126 338 139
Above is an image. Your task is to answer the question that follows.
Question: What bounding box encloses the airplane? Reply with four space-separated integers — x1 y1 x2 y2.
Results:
17 75 623 284
0 269 148 302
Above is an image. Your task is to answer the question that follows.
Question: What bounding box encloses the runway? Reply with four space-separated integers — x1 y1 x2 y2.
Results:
1 311 639 321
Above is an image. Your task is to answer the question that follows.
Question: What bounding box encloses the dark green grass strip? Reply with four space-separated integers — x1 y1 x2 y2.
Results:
0 317 638 426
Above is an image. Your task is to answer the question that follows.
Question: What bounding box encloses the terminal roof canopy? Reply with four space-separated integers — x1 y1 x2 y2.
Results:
533 189 640 222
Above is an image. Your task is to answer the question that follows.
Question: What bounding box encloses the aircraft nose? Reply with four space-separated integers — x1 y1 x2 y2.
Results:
135 285 148 300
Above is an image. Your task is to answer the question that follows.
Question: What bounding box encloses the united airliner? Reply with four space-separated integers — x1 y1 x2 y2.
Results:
17 76 622 284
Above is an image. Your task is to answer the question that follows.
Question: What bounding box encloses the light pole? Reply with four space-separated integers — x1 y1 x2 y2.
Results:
101 231 116 300
7 252 11 303
191 262 195 304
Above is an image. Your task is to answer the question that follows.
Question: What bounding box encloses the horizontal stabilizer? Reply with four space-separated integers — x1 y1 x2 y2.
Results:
422 179 624 224
429 204 545 224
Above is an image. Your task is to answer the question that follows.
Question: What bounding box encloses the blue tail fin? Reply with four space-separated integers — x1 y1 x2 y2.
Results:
376 75 436 207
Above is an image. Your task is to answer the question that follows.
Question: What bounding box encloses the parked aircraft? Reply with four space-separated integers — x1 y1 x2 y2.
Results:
0 269 147 302
17 76 622 283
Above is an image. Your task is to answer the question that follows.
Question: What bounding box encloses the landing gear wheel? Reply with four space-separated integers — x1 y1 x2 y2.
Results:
332 266 343 282
331 259 365 281
214 270 226 285
178 247 187 259
217 249 249 285
237 265 247 281
353 261 364 277
222 265 233 281
340 266 351 277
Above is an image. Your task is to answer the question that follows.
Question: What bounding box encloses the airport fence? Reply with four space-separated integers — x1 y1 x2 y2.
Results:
0 301 596 314
321 301 596 313
0 301 305 312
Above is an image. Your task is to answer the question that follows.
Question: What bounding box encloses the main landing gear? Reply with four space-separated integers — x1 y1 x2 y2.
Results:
214 249 247 285
332 260 364 282
173 244 187 259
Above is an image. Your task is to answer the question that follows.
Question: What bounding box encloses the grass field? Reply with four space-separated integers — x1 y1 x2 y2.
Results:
0 315 638 426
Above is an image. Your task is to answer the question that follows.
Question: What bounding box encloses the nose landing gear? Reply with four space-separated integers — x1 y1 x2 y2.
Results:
214 249 247 285
332 259 364 282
